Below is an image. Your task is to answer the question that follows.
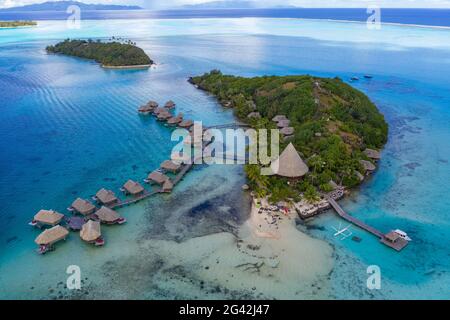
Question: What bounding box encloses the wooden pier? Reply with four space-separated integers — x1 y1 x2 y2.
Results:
327 197 408 251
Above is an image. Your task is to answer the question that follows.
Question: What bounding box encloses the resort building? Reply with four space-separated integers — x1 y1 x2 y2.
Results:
160 160 181 173
269 143 309 179
35 225 69 253
179 119 194 129
122 180 145 196
167 113 183 125
146 171 169 185
70 198 96 216
94 206 125 225
94 188 118 206
164 100 176 109
32 209 64 227
80 220 103 245
138 104 153 114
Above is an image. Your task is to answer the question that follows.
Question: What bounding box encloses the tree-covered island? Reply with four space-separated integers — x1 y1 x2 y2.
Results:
190 70 388 203
46 39 153 68
0 21 37 28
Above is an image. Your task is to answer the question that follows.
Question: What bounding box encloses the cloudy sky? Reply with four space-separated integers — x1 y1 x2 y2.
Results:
1 0 449 9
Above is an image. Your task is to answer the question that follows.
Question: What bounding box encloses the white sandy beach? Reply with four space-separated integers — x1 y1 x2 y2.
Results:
146 200 334 299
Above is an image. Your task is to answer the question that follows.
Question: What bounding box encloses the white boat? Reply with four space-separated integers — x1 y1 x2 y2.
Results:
394 229 412 241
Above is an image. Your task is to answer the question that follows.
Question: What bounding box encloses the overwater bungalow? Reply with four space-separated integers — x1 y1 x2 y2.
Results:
80 220 104 246
160 160 181 173
167 113 183 125
138 104 153 115
360 159 376 172
69 198 96 216
35 225 69 254
153 107 165 115
164 100 176 109
269 143 309 179
162 179 174 193
280 127 294 136
272 115 287 122
157 111 172 121
146 171 168 185
363 148 381 160
148 101 158 108
94 206 126 225
179 119 194 129
121 180 145 196
93 188 118 206
277 119 291 128
30 209 64 228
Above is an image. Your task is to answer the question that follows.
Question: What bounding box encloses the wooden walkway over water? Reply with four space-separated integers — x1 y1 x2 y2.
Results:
327 197 408 251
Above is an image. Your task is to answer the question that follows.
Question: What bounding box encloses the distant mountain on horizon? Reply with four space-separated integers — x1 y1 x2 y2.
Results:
0 1 143 12
179 1 297 10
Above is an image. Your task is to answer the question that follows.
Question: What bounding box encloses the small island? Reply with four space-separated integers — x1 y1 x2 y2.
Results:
190 70 388 204
46 39 153 69
0 21 37 28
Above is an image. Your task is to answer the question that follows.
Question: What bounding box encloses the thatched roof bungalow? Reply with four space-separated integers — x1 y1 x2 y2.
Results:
164 100 176 109
122 180 145 196
138 104 153 114
179 119 194 129
146 171 168 185
33 209 64 227
167 114 183 125
35 225 69 246
70 198 96 216
269 143 309 178
94 188 118 206
147 101 158 108
160 160 181 173
95 206 124 225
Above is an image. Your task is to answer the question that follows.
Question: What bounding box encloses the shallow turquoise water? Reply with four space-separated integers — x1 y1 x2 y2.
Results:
0 19 449 299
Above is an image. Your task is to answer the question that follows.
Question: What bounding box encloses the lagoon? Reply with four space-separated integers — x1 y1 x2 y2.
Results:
0 18 449 299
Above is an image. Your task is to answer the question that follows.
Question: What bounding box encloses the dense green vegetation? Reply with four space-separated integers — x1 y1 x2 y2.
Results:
46 39 153 67
191 70 388 202
0 21 37 28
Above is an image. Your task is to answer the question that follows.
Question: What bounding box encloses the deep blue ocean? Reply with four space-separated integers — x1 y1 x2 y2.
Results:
0 14 449 299
0 8 450 27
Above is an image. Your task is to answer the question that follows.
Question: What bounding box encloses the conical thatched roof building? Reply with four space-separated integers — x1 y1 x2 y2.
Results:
80 220 101 242
34 209 64 226
270 143 309 178
35 225 69 245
